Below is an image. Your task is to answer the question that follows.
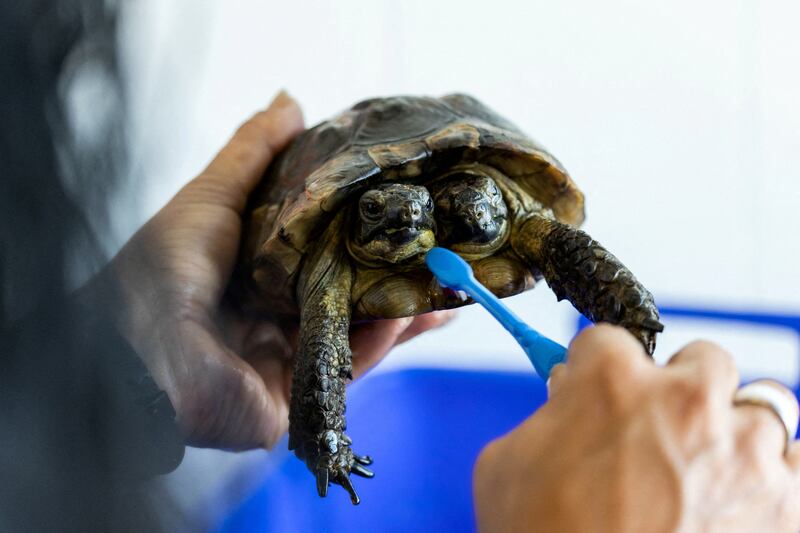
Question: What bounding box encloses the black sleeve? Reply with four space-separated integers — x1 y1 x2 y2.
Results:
0 284 185 531
71 289 186 480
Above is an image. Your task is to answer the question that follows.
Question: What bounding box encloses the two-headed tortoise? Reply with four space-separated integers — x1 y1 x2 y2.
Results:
240 94 663 504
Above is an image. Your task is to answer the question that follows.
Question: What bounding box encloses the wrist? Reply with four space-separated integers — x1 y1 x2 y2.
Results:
72 268 186 475
80 240 176 398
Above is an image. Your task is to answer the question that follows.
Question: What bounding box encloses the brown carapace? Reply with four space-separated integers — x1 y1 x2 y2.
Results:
239 95 663 504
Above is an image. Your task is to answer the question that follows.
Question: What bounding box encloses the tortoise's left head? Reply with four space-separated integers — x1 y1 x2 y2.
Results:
431 174 509 259
348 183 436 266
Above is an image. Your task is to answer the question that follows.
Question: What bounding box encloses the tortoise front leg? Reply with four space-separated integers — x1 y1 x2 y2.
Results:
512 215 664 354
289 223 372 505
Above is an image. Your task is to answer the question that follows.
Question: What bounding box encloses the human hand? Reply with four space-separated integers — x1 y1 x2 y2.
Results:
102 91 453 450
473 325 800 533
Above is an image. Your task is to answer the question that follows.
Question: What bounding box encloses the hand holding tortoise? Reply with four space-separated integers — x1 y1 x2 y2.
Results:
99 91 453 452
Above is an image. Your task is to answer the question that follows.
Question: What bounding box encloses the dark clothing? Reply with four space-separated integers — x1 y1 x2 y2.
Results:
1 2 186 530
0 287 185 531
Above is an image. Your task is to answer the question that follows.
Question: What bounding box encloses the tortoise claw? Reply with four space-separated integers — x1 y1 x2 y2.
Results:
642 317 665 332
316 467 329 497
354 454 373 465
351 463 374 478
339 469 360 505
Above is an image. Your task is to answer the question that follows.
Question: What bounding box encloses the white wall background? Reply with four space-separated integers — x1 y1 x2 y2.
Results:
115 0 800 521
119 0 799 380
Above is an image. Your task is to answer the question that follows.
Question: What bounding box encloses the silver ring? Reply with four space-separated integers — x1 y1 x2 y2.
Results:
734 379 799 453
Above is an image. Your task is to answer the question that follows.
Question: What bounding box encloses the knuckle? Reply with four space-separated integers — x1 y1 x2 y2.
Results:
682 340 736 373
235 113 266 139
733 404 788 466
737 427 760 457
589 339 641 382
689 378 716 409
547 363 568 394
474 439 508 499
474 438 504 481
671 373 714 411
566 326 650 408
181 363 249 436
179 387 212 437
387 316 415 337
747 409 784 443
236 111 279 148
571 324 645 370
181 174 248 211
736 423 774 465
592 352 633 388
585 359 645 414
664 374 724 435
682 339 722 352
670 340 739 392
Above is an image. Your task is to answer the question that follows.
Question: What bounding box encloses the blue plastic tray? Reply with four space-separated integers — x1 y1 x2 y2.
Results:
214 369 548 533
216 306 800 532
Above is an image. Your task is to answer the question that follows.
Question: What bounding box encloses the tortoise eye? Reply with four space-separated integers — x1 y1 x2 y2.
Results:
425 196 433 211
491 188 503 204
361 197 385 218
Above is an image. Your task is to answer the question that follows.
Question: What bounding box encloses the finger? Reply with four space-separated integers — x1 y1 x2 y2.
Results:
566 323 649 376
195 90 305 212
395 310 456 345
733 380 799 459
546 363 568 398
246 353 292 447
666 340 739 400
349 317 414 379
236 318 294 362
787 441 800 472
557 325 651 408
734 404 789 459
174 320 287 450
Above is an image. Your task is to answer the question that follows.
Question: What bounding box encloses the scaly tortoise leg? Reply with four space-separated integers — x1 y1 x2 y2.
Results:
290 220 373 505
512 215 664 354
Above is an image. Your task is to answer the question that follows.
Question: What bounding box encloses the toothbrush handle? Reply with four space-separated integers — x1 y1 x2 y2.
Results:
463 279 529 336
463 279 567 379
517 327 568 379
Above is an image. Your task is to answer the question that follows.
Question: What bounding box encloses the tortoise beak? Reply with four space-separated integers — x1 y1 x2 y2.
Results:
382 200 433 243
456 202 500 243
384 227 421 244
388 200 425 227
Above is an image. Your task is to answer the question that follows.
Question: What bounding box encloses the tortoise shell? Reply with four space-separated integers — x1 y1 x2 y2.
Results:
244 94 585 315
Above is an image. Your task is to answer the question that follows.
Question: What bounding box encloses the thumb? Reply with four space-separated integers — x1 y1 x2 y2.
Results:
193 90 305 213
169 319 284 450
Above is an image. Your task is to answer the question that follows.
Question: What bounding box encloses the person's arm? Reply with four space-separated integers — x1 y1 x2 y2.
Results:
473 325 800 532
2 285 185 482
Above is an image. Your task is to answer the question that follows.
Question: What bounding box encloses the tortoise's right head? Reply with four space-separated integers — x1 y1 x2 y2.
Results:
348 183 436 266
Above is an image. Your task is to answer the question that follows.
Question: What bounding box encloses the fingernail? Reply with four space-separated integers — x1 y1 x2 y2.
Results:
268 89 293 110
399 316 414 328
393 316 414 332
436 309 457 324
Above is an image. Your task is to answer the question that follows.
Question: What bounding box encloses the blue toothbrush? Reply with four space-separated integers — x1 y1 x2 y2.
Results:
425 247 567 379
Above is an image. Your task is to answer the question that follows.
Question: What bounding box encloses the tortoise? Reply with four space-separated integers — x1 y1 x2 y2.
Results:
239 94 663 504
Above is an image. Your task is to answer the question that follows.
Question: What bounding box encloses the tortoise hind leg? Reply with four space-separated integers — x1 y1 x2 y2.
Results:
290 219 372 505
512 215 664 354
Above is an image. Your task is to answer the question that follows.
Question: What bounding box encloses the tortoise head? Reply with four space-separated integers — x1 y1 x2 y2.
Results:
431 173 509 259
348 183 436 265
